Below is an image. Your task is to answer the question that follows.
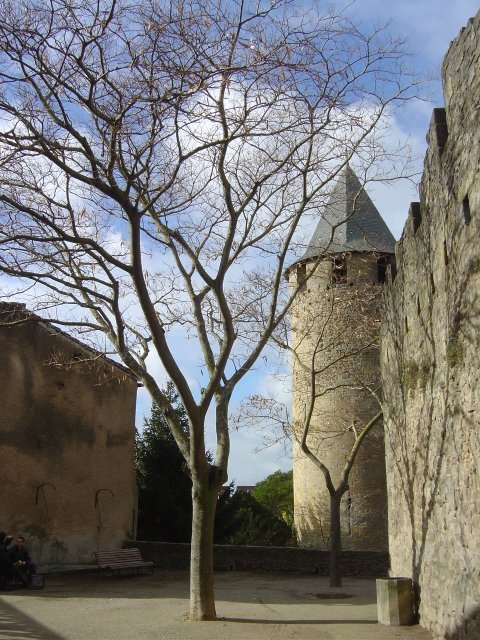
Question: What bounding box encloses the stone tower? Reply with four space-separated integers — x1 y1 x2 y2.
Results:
288 165 394 550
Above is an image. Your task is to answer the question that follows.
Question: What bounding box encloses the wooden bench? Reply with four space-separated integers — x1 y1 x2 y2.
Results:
94 548 154 576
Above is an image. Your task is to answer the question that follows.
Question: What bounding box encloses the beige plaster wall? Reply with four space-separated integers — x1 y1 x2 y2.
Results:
381 11 480 638
0 307 138 566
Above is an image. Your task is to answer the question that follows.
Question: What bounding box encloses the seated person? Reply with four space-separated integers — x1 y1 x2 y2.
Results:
0 531 11 587
0 532 27 588
9 535 36 578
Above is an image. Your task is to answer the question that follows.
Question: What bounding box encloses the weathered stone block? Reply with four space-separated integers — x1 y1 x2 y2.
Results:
376 578 414 626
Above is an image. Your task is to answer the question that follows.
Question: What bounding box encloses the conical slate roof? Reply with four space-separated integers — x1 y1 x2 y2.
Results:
301 165 396 259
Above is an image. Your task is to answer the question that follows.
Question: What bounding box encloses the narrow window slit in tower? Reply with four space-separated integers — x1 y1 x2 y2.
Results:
444 241 449 266
297 263 307 292
462 194 471 225
377 256 389 284
332 257 347 284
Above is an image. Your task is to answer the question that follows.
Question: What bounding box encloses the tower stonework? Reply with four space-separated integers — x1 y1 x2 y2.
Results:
288 166 394 550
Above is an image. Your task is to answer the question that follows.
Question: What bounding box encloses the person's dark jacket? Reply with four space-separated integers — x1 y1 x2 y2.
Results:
9 545 32 565
0 544 13 576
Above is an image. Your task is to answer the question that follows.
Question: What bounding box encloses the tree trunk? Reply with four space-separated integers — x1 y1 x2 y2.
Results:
329 492 343 587
190 475 218 620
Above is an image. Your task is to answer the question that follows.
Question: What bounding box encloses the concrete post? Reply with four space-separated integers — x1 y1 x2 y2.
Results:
376 577 414 626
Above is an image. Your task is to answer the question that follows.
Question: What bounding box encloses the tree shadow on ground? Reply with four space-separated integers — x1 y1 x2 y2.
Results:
0 597 65 639
219 617 377 624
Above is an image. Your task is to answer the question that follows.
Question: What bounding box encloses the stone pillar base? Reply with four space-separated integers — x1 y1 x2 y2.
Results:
376 577 414 625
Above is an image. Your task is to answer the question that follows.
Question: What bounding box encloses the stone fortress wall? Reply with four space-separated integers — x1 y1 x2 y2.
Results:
381 11 479 639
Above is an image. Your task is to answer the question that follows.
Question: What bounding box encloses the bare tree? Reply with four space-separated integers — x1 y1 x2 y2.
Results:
0 0 417 619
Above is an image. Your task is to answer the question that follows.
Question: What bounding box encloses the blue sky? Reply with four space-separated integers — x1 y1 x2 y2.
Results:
135 0 477 487
350 0 479 239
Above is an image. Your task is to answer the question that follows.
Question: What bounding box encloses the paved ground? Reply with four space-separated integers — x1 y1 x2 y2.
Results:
0 570 433 640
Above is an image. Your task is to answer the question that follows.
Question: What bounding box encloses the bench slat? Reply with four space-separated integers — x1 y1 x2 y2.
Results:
97 559 154 565
96 560 154 566
98 563 154 569
95 549 143 556
96 554 144 562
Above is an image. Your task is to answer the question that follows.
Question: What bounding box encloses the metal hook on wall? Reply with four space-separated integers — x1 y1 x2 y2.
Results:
95 488 115 508
35 482 56 506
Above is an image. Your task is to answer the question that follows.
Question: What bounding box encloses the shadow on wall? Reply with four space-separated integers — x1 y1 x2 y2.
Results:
295 501 330 549
295 490 384 551
17 483 117 564
384 214 480 620
445 605 480 640
382 229 450 620
383 346 450 619
22 523 69 566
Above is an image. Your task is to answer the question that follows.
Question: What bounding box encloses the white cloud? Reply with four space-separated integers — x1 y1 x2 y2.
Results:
227 428 291 486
